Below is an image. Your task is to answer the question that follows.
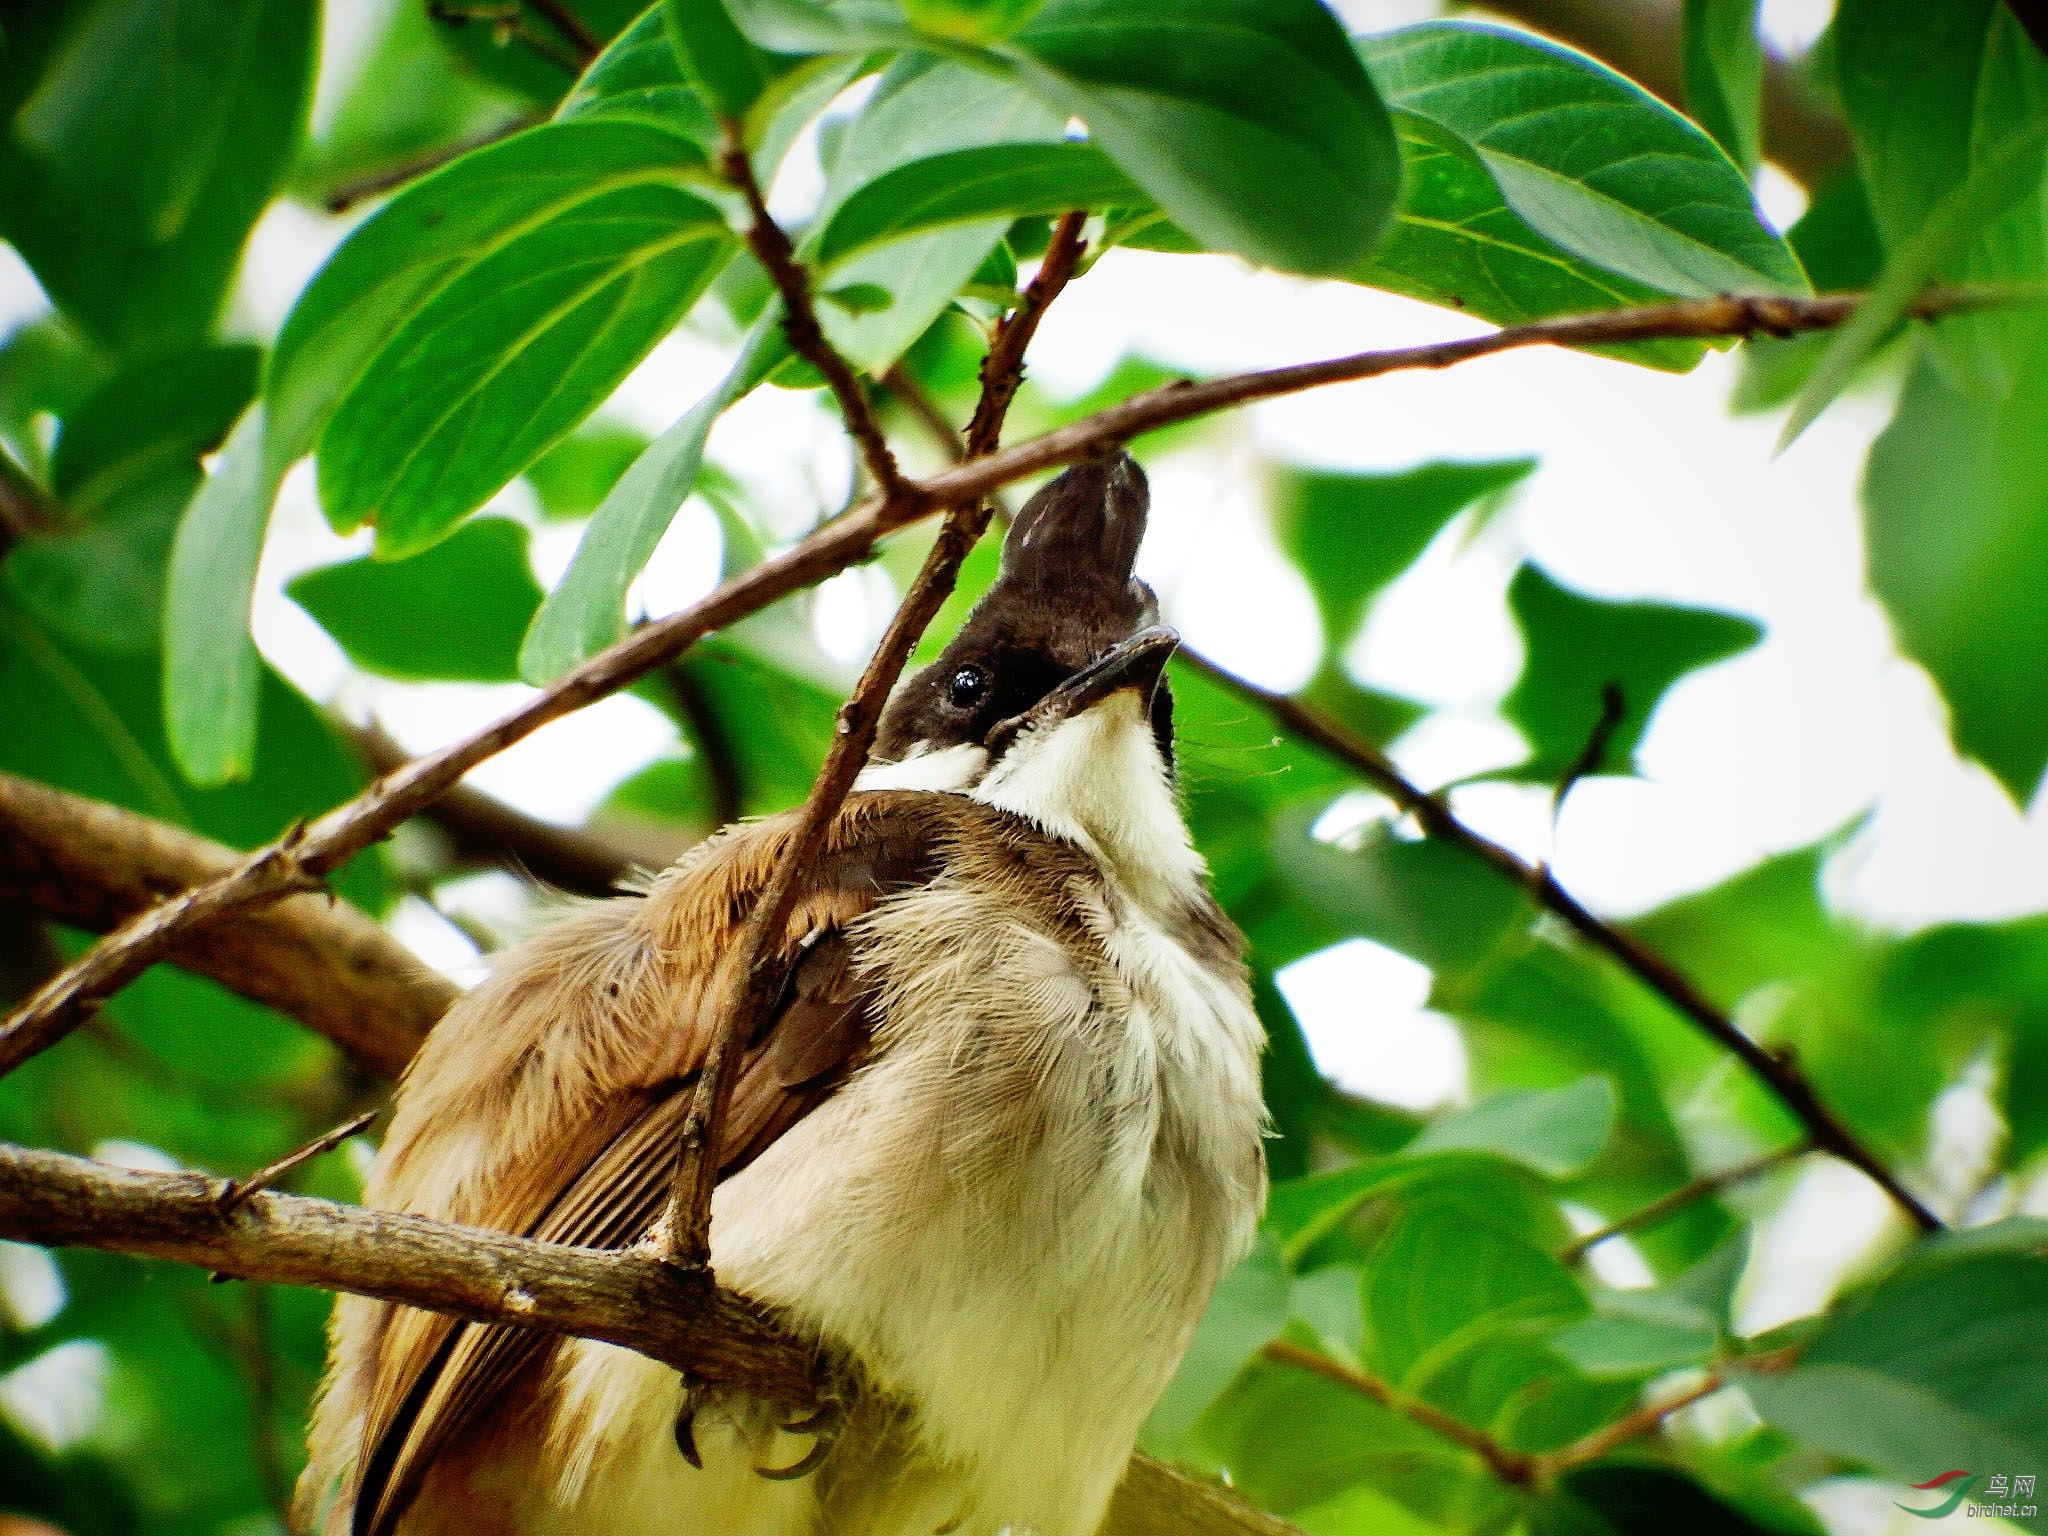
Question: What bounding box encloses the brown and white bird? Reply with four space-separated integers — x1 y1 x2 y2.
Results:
299 451 1268 1536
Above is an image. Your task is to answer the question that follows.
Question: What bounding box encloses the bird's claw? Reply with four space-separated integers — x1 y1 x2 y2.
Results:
673 1400 703 1469
754 1398 844 1480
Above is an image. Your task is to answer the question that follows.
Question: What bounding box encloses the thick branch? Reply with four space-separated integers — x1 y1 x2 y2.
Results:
0 771 447 1077
0 289 1991 1082
662 213 1092 1265
1182 655 1941 1232
0 1140 819 1405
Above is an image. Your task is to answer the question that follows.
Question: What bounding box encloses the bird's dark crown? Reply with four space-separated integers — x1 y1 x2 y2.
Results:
873 450 1172 765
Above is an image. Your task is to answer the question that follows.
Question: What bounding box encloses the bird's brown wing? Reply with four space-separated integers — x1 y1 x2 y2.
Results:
348 796 951 1536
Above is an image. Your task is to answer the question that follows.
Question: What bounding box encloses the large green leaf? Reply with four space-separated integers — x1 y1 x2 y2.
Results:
1502 565 1762 783
1360 24 1806 302
0 0 314 354
1742 1239 2048 1514
1409 1077 1617 1180
1864 341 2048 799
288 517 544 683
1008 0 1400 277
314 161 733 556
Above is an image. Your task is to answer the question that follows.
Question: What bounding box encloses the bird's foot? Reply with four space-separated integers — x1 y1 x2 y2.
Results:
754 1397 845 1480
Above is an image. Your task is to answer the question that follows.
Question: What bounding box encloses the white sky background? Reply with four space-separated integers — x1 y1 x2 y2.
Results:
4 3 2046 1517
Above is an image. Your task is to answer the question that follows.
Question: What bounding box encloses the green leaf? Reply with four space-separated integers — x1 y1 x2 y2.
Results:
1008 0 1400 277
1741 1244 2048 1501
1338 113 1705 371
1681 0 1762 173
524 422 653 520
1363 1202 1585 1387
314 148 734 556
1833 0 2048 395
1361 23 1806 301
162 406 271 785
1143 1235 1293 1456
1531 1465 1816 1536
269 120 714 498
0 0 314 354
1780 119 2048 449
7 345 258 655
1275 457 1536 648
1409 1077 1618 1180
1863 341 2048 799
902 0 1046 45
664 0 771 117
560 4 721 138
1550 1289 1719 1378
520 319 785 682
1732 171 1884 413
810 56 1067 371
814 141 1141 268
288 517 544 682
1503 565 1762 783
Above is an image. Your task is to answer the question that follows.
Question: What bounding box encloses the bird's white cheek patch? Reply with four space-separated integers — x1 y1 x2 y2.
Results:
854 743 989 793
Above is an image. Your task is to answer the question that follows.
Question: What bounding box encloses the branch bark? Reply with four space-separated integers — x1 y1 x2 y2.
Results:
0 771 447 1078
0 288 1993 1083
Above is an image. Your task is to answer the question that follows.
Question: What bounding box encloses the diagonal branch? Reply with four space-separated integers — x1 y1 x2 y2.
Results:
0 288 1998 1084
660 212 1091 1267
1561 1141 1811 1262
719 128 906 498
0 771 447 1077
1179 654 1941 1232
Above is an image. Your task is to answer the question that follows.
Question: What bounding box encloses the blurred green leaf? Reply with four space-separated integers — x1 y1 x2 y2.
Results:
1741 1240 2048 1503
1732 170 1884 412
1009 0 1400 277
524 421 653 520
1143 1234 1293 1455
161 405 271 786
0 0 314 354
1833 0 2048 395
433 0 644 107
1410 1077 1618 1180
1360 24 1806 302
1551 1291 1718 1378
1682 0 1763 173
1503 565 1762 783
903 0 1045 44
665 0 772 117
289 517 544 682
1864 341 2048 799
1276 458 1535 648
1530 1465 1816 1536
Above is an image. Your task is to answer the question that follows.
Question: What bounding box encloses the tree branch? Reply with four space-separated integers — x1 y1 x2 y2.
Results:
1179 654 1941 1232
0 288 1995 1084
718 127 906 498
0 771 448 1078
660 212 1092 1266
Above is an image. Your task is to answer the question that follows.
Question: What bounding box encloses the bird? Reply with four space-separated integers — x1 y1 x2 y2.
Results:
298 450 1269 1536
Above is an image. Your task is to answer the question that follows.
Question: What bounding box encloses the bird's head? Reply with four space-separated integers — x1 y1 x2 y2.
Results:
862 450 1201 908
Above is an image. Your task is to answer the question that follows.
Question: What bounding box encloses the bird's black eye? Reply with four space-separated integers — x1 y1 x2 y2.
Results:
948 663 991 710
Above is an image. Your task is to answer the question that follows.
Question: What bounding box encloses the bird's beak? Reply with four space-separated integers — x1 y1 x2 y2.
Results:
987 626 1179 752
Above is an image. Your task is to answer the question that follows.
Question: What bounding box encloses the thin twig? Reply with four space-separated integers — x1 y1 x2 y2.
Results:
1179 653 1942 1233
1554 679 1627 810
659 212 1091 1268
524 0 598 60
0 445 63 556
1527 1344 1799 1479
428 2 586 75
1561 1141 1812 1262
718 126 906 498
320 115 537 215
215 1109 378 1216
0 288 1999 1086
1261 1339 1536 1485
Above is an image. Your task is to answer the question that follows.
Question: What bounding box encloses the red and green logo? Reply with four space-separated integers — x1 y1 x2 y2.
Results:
1897 1471 1981 1519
